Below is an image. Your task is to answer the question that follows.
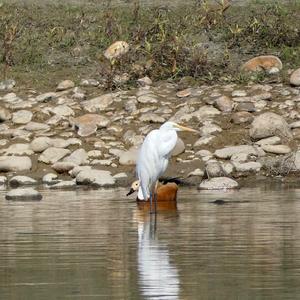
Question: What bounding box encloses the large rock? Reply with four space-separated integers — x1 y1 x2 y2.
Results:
63 149 88 165
0 156 32 172
249 112 292 140
70 114 110 137
30 137 52 152
261 144 291 154
52 105 74 117
76 169 115 186
81 94 114 112
119 147 139 165
6 188 42 201
290 68 300 86
56 80 75 91
214 95 233 112
9 176 37 187
52 162 77 173
12 110 33 124
104 41 129 60
2 143 33 156
171 137 185 156
38 148 71 164
214 145 264 159
242 55 282 73
199 177 239 190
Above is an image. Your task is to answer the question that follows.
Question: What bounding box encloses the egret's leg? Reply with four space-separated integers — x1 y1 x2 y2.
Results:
154 181 158 214
149 191 153 214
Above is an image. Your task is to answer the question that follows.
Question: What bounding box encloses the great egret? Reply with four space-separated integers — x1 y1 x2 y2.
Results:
136 121 198 213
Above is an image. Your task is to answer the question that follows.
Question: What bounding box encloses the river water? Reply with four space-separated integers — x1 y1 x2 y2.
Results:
1 183 300 299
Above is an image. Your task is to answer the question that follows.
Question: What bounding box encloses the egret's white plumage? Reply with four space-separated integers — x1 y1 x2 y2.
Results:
136 121 198 208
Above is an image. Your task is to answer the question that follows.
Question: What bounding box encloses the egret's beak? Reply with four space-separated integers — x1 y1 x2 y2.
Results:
175 124 199 133
126 188 135 196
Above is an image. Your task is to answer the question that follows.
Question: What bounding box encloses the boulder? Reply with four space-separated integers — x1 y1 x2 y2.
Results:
76 169 115 186
9 176 37 187
104 41 129 60
38 148 70 164
0 156 32 172
119 147 139 165
290 68 300 86
56 80 75 91
249 112 292 140
199 177 239 190
81 94 113 112
6 188 42 201
242 55 282 73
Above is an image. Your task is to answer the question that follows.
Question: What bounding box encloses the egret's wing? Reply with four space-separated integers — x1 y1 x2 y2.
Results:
136 130 161 199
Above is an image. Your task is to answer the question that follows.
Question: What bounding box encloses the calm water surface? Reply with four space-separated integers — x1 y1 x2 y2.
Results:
1 183 300 299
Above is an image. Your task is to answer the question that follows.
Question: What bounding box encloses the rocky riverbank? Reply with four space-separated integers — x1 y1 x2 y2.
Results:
1 63 300 199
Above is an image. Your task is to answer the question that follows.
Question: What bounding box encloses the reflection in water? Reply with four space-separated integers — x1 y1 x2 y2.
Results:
134 208 179 300
1 184 300 299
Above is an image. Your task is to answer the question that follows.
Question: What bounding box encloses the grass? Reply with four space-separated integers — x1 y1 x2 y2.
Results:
0 0 300 90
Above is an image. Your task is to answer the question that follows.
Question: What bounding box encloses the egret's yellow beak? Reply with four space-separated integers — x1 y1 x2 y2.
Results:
175 124 199 133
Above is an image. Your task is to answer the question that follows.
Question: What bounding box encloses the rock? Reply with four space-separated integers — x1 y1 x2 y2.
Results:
242 55 282 72
48 180 76 189
88 150 102 158
9 176 37 187
30 137 52 152
6 188 42 201
52 162 77 173
81 94 114 112
140 113 165 123
0 156 32 172
199 177 239 190
52 105 74 117
231 152 250 163
214 145 264 159
235 102 255 112
192 106 220 120
51 138 81 148
214 95 233 112
176 89 191 98
56 80 75 91
0 107 11 121
231 112 254 124
188 168 204 177
12 110 33 124
2 143 33 156
104 41 129 60
69 165 92 177
290 68 300 86
255 136 281 146
70 114 110 137
194 136 216 147
233 161 262 172
249 112 292 140
63 149 88 165
137 94 158 104
232 90 247 97
222 162 234 175
0 79 16 91
36 92 57 102
261 144 291 154
0 176 7 184
38 147 71 164
80 79 99 87
171 137 185 156
113 172 128 179
76 169 115 186
24 122 50 132
42 173 59 184
199 123 222 136
137 76 152 87
205 161 224 177
119 147 139 165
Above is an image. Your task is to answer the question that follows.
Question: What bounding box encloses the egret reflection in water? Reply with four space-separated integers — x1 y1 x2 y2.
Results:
134 208 180 300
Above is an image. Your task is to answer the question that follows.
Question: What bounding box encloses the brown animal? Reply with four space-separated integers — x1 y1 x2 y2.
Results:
127 180 178 212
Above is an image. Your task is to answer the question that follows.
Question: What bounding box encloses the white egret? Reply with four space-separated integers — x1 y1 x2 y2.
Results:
136 121 198 213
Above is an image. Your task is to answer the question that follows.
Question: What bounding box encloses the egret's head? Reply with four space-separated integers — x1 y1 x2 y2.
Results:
160 121 199 133
126 180 140 196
